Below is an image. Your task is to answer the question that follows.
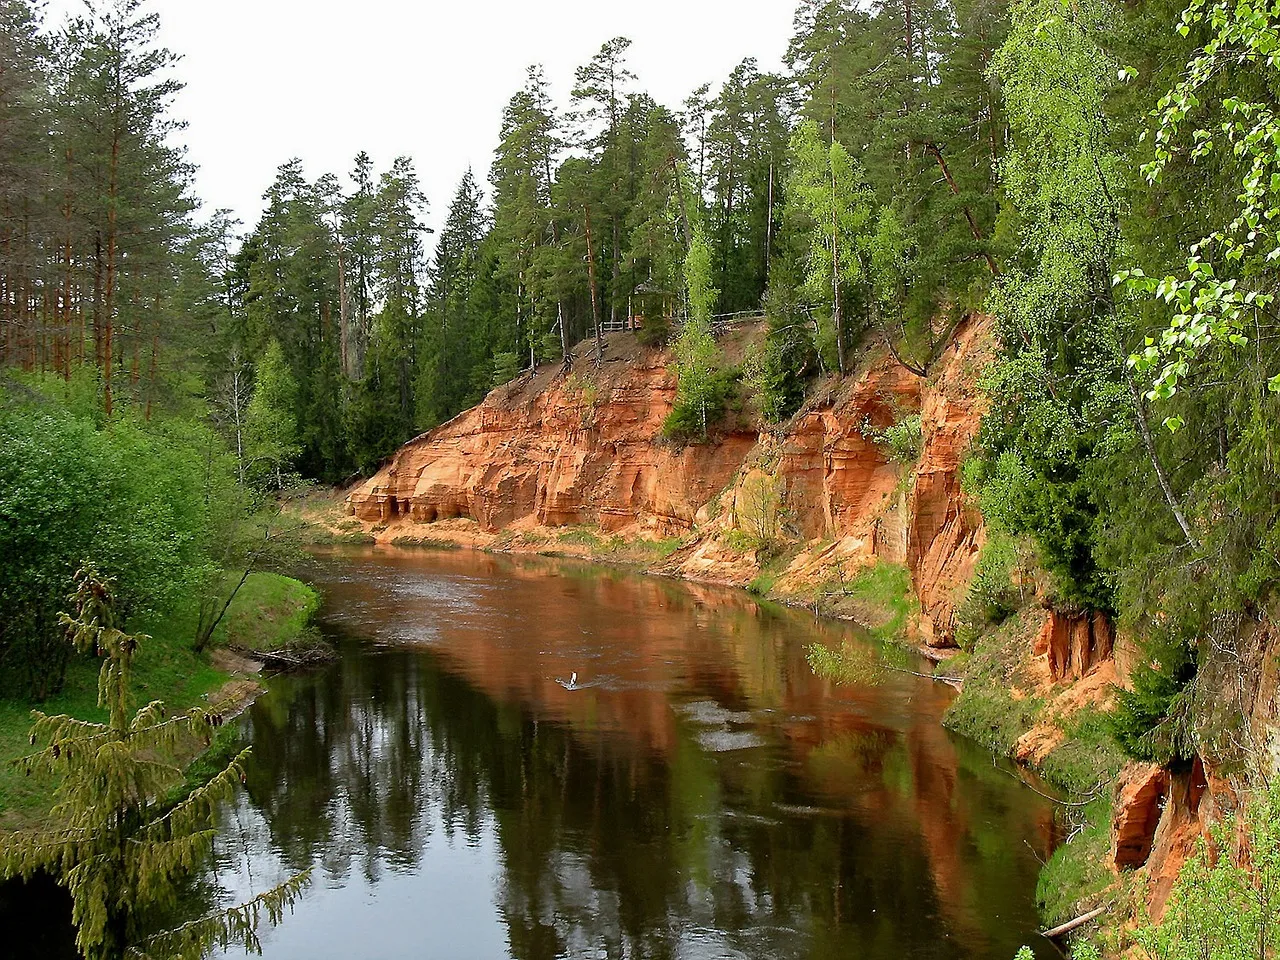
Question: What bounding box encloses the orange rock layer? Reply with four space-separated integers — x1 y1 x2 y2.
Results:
349 333 756 536
347 317 994 646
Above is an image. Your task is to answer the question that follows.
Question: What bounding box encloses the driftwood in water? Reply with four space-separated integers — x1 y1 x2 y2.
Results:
1041 905 1108 939
233 643 334 672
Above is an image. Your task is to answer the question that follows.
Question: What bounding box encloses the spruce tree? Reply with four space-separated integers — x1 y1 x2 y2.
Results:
0 565 307 960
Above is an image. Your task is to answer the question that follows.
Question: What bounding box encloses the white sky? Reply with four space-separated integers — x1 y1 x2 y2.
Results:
46 0 796 237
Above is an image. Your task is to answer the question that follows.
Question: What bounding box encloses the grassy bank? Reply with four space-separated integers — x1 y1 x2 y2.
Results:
0 572 318 825
215 571 321 654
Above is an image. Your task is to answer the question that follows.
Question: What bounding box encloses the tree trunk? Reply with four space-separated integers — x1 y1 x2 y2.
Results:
764 160 774 275
830 128 845 376
1128 379 1200 550
585 205 604 363
146 333 158 421
103 120 121 418
334 219 352 379
558 300 571 372
925 142 999 278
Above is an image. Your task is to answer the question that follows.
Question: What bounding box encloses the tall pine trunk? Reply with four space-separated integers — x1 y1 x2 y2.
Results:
585 205 603 362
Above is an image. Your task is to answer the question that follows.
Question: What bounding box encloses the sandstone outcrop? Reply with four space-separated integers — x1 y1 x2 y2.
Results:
348 332 756 536
1033 610 1115 683
346 317 995 648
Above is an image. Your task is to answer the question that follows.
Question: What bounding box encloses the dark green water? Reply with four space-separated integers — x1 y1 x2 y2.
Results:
5 547 1064 959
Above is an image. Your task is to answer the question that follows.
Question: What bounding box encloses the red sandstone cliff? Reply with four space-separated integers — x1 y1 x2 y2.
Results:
341 318 1280 936
346 316 994 647
348 331 756 535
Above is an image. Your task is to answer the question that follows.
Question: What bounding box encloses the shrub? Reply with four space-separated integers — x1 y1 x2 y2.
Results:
0 384 229 698
1130 782 1280 959
955 535 1024 648
491 351 522 387
861 413 923 464
663 365 740 443
735 472 783 545
1108 635 1198 764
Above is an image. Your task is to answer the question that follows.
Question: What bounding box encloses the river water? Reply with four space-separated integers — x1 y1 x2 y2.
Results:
204 548 1060 960
2 546 1062 959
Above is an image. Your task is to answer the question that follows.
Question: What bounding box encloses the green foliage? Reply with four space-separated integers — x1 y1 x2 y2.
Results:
667 223 736 442
490 351 522 388
1123 0 1280 411
1034 797 1114 927
749 268 820 422
1109 636 1198 763
0 567 308 959
0 380 230 699
786 119 876 372
734 471 784 546
955 534 1025 648
861 412 923 464
1128 782 1280 959
243 339 301 490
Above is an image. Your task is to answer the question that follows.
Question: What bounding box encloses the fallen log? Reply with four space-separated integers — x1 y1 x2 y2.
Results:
231 642 335 672
1041 905 1108 939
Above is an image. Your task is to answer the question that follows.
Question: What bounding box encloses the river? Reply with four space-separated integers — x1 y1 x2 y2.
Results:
6 546 1063 959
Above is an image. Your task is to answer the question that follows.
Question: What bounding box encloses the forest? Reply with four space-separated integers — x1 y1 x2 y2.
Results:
3 0 1280 954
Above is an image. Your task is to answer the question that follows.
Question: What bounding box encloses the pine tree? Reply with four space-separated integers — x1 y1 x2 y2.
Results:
0 565 308 960
418 169 487 426
624 105 688 341
490 66 561 369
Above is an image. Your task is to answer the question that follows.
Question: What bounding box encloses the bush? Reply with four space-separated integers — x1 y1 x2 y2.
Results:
735 472 783 545
1128 782 1280 959
0 383 231 698
861 412 923 464
491 351 522 387
662 365 740 443
1108 636 1197 764
955 535 1025 648
635 317 672 347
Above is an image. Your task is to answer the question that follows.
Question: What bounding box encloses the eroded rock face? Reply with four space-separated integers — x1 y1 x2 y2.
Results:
347 318 994 646
1111 763 1171 870
348 336 755 536
1034 611 1115 683
1110 756 1244 921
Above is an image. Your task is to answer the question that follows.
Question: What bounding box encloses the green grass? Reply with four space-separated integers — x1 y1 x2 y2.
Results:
818 561 917 642
0 572 318 822
945 607 1129 929
943 610 1045 756
216 572 320 654
1036 796 1116 927
556 527 604 548
0 607 227 823
721 529 759 554
388 536 462 551
642 536 684 559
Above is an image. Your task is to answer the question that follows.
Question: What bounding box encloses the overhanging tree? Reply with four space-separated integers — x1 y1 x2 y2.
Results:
0 565 308 960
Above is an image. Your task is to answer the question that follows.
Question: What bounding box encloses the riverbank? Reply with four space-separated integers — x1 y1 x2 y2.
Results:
309 322 1218 951
0 571 318 827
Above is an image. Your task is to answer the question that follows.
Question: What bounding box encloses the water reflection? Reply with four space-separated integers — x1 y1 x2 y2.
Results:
193 548 1060 960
